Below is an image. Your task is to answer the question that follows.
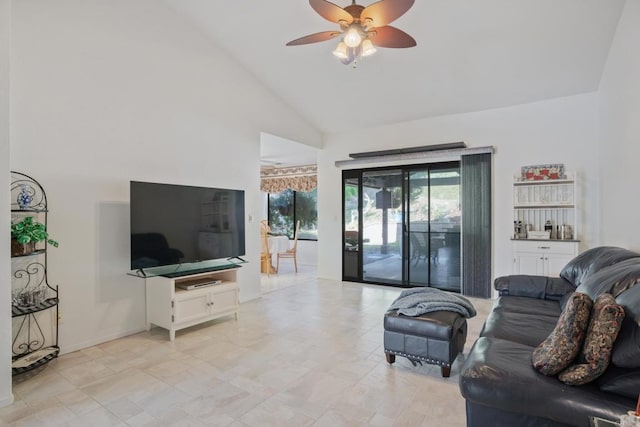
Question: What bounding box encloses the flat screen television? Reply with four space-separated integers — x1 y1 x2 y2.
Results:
130 181 245 271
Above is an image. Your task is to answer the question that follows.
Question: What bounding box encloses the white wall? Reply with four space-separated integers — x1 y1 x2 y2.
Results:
318 94 601 281
598 0 640 251
10 0 321 354
0 0 13 409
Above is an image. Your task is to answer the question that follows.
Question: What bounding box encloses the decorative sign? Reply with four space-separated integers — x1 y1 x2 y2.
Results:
520 164 565 181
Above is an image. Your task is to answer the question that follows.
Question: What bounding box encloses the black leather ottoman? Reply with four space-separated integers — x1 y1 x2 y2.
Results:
384 309 468 377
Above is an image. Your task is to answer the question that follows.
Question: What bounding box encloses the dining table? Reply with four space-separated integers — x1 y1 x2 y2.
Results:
268 235 290 255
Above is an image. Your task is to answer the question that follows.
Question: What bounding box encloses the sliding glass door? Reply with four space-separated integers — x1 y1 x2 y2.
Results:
342 163 461 291
361 169 403 285
406 166 461 290
343 174 360 280
407 169 430 286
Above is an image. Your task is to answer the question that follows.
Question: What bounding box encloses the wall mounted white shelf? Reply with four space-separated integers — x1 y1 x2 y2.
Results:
512 172 579 276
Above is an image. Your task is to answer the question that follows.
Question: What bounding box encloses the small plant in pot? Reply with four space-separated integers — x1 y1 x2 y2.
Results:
11 216 59 256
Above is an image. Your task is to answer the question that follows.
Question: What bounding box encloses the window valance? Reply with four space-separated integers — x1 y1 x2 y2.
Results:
260 164 317 193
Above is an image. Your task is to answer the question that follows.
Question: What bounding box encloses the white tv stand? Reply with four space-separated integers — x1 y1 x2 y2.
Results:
145 267 239 341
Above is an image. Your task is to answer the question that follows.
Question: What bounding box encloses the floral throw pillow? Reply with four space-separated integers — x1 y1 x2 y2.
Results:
558 293 625 386
532 292 593 376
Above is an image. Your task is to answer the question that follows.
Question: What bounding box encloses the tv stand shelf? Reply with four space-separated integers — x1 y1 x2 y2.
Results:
145 267 239 341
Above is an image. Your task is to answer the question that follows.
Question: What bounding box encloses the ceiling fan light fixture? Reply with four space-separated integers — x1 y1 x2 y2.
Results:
361 39 376 57
332 41 348 59
286 0 416 66
343 25 363 48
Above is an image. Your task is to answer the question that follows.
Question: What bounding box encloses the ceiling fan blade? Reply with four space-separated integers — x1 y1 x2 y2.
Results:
286 31 342 46
362 0 415 27
309 0 354 24
369 25 416 48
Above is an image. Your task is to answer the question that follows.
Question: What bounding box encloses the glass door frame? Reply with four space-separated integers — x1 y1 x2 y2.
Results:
342 161 461 289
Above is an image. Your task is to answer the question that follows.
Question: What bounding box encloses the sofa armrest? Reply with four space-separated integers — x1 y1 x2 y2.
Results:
494 275 575 300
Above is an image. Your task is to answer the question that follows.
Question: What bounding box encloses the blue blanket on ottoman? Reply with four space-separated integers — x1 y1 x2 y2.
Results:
388 287 477 318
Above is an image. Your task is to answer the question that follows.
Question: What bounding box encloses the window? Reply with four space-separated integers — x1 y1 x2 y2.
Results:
268 188 317 241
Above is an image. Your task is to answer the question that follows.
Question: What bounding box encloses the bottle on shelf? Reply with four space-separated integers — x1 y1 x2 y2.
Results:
514 221 529 239
561 224 574 240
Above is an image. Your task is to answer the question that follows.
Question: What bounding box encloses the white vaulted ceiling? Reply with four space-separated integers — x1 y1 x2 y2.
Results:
164 0 626 134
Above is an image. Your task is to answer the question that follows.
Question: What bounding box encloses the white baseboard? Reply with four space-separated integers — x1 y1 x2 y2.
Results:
238 292 261 304
60 327 147 355
59 297 260 355
0 393 14 408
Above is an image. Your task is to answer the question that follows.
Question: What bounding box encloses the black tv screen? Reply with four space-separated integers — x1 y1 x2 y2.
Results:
130 181 245 270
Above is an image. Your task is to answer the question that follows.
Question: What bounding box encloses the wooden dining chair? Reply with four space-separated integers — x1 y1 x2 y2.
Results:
260 221 273 276
276 220 300 273
260 220 271 234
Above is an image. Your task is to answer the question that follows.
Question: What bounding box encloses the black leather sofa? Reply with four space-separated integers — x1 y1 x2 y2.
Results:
460 246 640 427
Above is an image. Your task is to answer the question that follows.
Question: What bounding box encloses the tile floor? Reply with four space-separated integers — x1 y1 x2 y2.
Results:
2 268 493 426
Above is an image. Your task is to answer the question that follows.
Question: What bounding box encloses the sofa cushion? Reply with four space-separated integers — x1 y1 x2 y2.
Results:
492 295 563 318
576 258 640 300
460 337 635 426
532 292 593 376
494 275 575 300
481 307 559 348
597 365 640 400
560 246 640 288
558 293 625 385
612 284 640 368
559 291 573 311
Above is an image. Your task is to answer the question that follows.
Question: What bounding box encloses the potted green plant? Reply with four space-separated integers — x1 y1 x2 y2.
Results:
11 216 59 256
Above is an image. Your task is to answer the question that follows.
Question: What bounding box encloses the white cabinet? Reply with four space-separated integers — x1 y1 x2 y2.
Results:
514 251 544 275
513 240 578 277
512 171 580 276
145 267 239 340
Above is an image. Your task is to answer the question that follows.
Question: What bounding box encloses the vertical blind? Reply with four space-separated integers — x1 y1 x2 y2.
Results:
461 153 492 298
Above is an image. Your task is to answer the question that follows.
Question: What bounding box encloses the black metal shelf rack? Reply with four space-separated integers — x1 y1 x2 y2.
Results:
10 171 60 376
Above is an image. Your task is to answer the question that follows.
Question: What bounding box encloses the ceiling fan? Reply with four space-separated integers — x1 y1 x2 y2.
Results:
286 0 416 66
